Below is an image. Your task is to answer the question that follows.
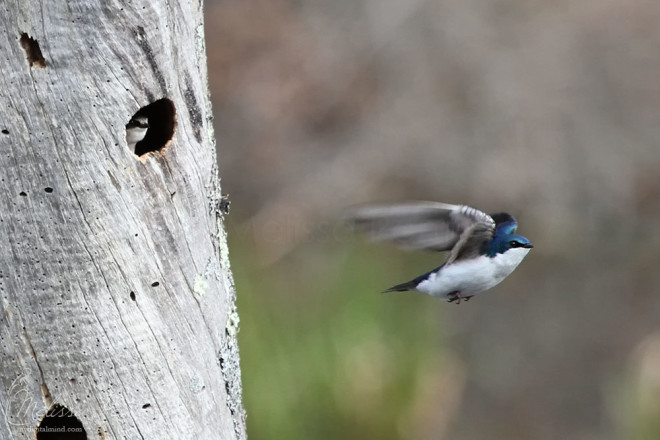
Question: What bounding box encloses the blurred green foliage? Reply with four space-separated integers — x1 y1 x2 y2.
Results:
231 226 451 440
229 222 660 440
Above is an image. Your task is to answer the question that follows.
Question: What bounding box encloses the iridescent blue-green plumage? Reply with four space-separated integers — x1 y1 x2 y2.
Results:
483 213 533 257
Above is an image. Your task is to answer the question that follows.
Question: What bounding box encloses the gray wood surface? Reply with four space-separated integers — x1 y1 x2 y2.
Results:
0 1 246 438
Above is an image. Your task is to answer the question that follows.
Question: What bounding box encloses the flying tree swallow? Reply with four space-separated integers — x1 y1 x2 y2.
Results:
350 202 533 303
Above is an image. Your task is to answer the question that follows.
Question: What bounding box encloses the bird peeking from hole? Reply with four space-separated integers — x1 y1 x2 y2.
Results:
125 115 149 153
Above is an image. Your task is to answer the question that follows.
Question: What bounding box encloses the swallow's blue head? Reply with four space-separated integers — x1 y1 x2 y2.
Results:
487 233 534 256
485 213 533 256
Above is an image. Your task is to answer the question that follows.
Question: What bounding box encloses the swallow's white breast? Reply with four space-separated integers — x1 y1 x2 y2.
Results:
416 248 531 298
126 126 148 149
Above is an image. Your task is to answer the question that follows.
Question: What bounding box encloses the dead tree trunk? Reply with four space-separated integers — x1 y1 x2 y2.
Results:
0 1 246 439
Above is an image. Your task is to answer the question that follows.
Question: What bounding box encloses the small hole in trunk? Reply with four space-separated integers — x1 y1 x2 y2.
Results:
36 404 87 439
126 98 177 158
19 33 46 68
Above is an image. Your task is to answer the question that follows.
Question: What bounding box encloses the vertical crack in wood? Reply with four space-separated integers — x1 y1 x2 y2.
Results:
22 330 53 408
134 26 167 96
183 71 203 142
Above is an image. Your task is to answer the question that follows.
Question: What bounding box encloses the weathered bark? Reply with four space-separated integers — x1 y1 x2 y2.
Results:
0 1 245 439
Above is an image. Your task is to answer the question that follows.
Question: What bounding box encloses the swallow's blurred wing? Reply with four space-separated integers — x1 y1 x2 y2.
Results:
348 202 496 256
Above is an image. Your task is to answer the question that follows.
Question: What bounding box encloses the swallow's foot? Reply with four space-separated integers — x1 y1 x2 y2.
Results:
448 291 463 304
448 292 473 304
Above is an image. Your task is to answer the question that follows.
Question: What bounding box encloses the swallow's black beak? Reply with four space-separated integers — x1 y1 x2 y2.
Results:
523 243 534 249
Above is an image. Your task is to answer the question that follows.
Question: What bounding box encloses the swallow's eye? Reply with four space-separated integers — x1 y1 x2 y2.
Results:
509 240 521 247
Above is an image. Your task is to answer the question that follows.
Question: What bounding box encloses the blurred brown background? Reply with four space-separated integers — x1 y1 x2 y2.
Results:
204 0 660 439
